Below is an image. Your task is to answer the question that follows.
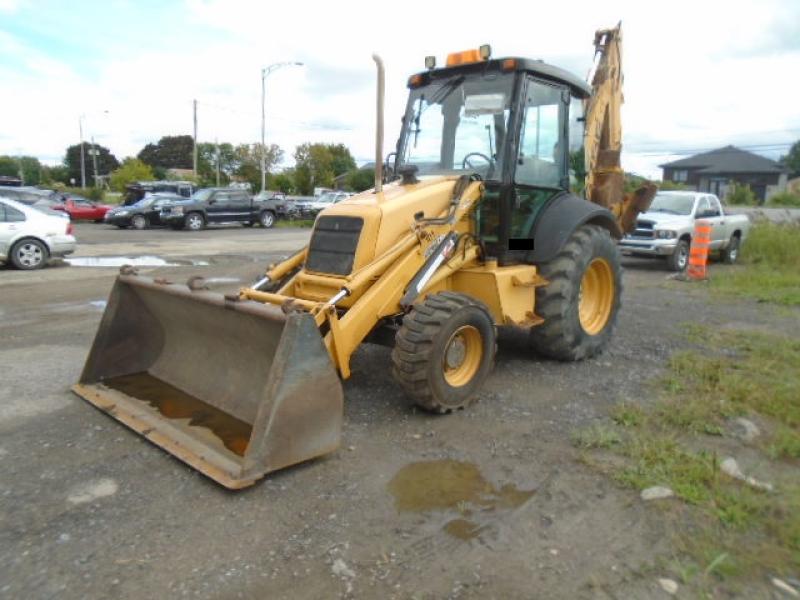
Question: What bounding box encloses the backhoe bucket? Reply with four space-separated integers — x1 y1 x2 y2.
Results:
72 274 343 489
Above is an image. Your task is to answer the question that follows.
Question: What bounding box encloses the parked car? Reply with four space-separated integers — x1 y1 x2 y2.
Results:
0 197 76 270
618 191 751 271
105 193 181 229
0 186 63 209
122 181 196 206
160 188 276 230
51 195 114 222
253 190 298 221
295 191 353 218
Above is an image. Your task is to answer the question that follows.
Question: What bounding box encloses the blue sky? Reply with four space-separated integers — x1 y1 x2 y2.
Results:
2 0 799 177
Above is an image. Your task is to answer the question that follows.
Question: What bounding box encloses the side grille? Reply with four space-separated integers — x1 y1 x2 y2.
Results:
305 216 363 276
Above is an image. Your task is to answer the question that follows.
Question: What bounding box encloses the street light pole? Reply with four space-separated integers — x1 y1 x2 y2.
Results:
261 61 303 193
79 110 110 188
79 115 86 188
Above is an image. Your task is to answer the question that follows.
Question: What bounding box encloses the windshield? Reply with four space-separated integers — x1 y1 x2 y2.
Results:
399 72 514 180
648 193 696 215
317 192 338 203
191 189 214 202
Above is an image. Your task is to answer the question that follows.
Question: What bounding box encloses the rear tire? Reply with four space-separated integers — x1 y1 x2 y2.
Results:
392 292 496 413
184 212 205 231
667 239 690 272
529 224 621 361
720 234 740 264
10 238 49 270
131 214 147 230
260 210 275 228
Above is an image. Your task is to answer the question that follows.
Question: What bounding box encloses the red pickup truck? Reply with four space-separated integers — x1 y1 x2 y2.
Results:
52 196 114 222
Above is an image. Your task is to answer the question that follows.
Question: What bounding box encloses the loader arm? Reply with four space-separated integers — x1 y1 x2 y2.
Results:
583 24 655 233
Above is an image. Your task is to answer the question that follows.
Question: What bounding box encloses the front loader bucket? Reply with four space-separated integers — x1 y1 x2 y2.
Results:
72 274 343 489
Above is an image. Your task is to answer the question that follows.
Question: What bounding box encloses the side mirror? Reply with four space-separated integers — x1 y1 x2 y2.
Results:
208 199 216 205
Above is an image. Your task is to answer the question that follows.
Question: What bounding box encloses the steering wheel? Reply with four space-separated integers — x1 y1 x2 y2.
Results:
462 152 493 171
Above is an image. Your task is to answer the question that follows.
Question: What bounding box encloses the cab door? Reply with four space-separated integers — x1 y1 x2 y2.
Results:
498 76 569 264
705 195 728 248
205 191 230 223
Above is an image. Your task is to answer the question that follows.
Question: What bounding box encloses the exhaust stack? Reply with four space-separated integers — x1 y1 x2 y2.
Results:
372 54 385 194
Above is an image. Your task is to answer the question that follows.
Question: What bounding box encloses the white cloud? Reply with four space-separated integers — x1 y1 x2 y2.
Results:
1 0 799 179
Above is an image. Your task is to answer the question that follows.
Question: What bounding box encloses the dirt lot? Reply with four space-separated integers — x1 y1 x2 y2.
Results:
1 222 797 599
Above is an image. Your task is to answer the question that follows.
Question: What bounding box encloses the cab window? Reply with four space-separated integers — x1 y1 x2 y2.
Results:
516 79 565 188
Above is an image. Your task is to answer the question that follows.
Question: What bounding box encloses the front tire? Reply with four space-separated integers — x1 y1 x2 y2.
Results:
184 212 205 231
667 239 690 272
392 292 496 413
11 238 49 270
529 224 621 361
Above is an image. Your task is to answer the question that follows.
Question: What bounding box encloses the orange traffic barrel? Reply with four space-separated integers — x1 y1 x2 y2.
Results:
687 220 711 280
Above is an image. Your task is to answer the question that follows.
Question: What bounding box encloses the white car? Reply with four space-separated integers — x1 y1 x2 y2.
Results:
0 196 76 270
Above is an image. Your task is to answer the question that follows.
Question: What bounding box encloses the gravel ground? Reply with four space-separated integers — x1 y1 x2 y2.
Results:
1 222 797 599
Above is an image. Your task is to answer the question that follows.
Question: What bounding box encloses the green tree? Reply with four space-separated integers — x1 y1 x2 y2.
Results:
196 142 237 186
343 167 375 192
137 135 194 170
233 143 284 192
41 165 70 185
19 156 43 185
780 140 800 177
0 155 45 185
64 142 119 187
292 143 356 194
269 171 295 193
109 158 155 192
0 156 21 178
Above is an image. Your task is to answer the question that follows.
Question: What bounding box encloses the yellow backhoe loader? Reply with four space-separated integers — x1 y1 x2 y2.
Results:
74 24 654 489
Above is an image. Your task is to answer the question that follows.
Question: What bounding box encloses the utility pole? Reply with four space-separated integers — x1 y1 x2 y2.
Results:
215 138 220 187
260 61 303 193
193 99 198 178
79 116 86 188
90 136 99 187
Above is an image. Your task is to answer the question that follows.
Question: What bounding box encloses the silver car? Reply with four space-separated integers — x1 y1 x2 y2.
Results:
0 197 76 270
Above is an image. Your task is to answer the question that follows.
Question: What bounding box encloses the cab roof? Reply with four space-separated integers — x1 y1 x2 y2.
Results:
412 57 592 99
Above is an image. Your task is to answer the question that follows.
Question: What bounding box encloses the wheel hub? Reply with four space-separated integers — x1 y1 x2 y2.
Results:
442 325 483 387
445 337 467 370
578 258 614 336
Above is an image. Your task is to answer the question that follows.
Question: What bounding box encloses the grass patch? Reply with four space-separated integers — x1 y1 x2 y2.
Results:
712 223 800 305
575 327 800 589
571 424 622 449
275 218 314 228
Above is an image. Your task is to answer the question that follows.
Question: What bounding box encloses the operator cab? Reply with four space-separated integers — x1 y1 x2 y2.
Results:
395 46 591 264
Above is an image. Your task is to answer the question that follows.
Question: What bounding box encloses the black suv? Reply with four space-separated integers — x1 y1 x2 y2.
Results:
160 188 278 231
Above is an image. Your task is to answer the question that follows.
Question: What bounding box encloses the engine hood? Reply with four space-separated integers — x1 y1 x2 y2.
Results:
637 211 691 227
310 175 458 271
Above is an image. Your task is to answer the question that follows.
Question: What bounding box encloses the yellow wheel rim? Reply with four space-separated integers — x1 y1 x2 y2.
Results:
578 258 615 335
442 325 483 387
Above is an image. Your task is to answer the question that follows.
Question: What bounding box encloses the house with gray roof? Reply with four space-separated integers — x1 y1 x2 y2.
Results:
660 145 788 203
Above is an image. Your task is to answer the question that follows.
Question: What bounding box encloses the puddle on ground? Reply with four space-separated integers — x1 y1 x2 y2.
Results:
65 256 209 267
103 372 252 456
388 460 536 540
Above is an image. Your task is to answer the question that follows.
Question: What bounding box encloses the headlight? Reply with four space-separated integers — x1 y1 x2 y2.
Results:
172 206 184 215
655 230 677 239
116 210 129 216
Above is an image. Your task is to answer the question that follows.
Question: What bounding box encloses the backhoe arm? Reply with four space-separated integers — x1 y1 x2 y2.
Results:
584 24 655 233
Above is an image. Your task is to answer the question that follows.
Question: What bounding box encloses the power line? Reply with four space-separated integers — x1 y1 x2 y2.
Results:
626 142 792 159
194 100 352 131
